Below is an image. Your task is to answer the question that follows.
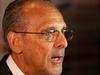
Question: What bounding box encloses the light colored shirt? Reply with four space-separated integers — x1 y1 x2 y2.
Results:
6 55 25 75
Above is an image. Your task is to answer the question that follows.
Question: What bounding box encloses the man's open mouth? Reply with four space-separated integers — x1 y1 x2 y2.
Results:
50 56 64 64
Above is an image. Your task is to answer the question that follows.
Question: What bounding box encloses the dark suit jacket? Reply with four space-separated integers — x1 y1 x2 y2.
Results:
0 55 13 75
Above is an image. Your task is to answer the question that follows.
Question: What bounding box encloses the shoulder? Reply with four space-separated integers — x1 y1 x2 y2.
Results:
0 54 13 75
0 54 8 68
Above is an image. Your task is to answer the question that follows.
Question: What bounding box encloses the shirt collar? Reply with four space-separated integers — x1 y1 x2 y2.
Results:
6 55 25 75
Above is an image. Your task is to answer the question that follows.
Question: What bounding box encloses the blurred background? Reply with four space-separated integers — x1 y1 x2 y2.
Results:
0 0 100 75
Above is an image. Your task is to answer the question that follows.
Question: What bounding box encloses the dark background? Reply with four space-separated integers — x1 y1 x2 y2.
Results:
56 0 100 75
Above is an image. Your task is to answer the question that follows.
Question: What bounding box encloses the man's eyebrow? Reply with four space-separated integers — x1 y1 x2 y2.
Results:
47 27 56 30
42 27 56 31
41 24 67 32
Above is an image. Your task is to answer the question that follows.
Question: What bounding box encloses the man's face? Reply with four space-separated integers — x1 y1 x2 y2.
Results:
21 9 68 75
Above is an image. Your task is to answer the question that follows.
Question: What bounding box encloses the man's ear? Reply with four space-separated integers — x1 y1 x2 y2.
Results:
7 32 23 54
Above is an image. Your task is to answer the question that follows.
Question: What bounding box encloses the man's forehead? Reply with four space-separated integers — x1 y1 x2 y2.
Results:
27 20 67 32
21 0 57 13
21 0 61 23
19 0 66 31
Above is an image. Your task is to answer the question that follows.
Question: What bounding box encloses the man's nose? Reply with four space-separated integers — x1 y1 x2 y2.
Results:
54 33 68 49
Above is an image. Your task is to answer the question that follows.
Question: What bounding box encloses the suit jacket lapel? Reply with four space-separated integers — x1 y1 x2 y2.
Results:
0 54 13 75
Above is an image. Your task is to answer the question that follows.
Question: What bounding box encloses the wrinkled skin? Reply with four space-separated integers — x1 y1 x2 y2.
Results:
7 1 68 75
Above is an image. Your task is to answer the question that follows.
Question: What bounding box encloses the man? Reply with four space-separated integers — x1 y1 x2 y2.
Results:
0 0 73 75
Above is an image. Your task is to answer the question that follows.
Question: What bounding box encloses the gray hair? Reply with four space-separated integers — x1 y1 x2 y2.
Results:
2 0 58 53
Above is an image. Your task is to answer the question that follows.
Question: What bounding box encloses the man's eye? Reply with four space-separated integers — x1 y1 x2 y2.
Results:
62 29 67 33
45 29 55 33
48 29 55 33
43 29 55 36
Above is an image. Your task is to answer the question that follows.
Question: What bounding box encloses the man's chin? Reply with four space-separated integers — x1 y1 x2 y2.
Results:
48 66 62 75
